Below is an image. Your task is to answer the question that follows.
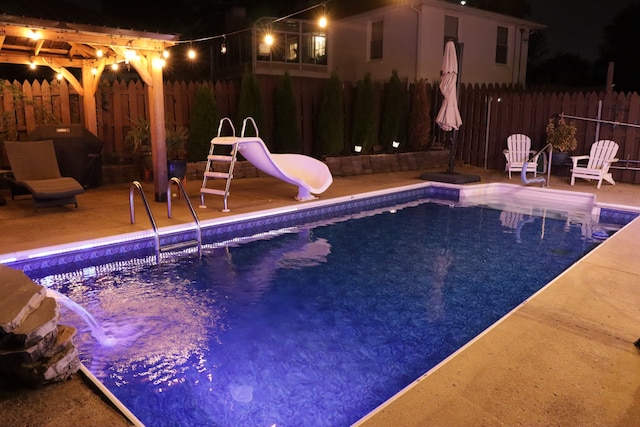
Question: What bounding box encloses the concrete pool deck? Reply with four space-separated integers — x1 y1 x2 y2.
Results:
1 165 639 426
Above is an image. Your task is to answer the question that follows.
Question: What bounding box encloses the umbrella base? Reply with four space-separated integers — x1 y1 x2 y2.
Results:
419 172 481 184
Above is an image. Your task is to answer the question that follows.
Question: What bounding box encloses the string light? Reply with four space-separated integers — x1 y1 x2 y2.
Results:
56 71 63 80
220 35 227 54
96 48 104 58
170 1 327 59
28 29 41 40
111 63 119 71
29 61 37 70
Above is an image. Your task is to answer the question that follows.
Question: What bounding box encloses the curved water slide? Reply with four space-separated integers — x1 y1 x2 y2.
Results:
236 136 333 201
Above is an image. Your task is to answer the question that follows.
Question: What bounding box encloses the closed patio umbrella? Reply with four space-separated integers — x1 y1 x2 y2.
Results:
436 40 462 132
436 40 462 173
419 41 479 183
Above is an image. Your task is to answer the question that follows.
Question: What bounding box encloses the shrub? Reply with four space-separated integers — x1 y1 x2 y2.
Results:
274 72 300 153
315 72 344 156
408 79 431 150
187 85 218 161
379 70 408 151
351 73 376 153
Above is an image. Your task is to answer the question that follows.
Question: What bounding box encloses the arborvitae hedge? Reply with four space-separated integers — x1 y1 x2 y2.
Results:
351 73 376 153
379 70 408 152
315 72 344 157
237 66 265 136
408 79 431 150
187 85 218 161
274 72 300 153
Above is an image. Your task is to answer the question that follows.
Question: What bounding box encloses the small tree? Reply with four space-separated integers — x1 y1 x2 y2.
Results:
187 85 218 161
379 69 408 151
237 66 264 135
408 79 431 150
315 72 344 156
351 73 376 153
274 72 300 153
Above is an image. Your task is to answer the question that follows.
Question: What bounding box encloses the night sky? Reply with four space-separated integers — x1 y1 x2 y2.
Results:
529 0 635 61
55 0 639 62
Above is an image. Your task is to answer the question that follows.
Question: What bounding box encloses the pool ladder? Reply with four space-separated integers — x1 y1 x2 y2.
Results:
129 178 202 264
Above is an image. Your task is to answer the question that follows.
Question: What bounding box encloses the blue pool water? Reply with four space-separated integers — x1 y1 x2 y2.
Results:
36 200 615 426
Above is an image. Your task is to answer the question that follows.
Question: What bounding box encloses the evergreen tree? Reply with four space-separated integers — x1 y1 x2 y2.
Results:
187 84 218 162
274 72 300 153
237 66 265 135
379 70 408 151
315 72 344 156
351 73 376 153
408 79 431 150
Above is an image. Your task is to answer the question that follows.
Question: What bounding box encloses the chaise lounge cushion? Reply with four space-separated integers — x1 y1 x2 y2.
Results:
4 140 84 208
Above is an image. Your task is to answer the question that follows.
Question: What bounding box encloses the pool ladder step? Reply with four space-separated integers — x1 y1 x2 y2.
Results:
129 178 202 264
200 118 239 212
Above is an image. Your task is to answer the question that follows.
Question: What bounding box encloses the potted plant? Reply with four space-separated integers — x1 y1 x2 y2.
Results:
546 117 577 165
124 116 153 177
166 124 189 179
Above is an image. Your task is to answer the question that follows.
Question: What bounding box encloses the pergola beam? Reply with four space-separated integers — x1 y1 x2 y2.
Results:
0 13 179 200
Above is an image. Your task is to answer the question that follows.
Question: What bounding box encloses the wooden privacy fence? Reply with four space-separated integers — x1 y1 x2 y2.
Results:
2 78 640 184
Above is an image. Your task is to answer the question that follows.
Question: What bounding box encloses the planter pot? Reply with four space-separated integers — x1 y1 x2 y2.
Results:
551 151 570 166
168 159 187 180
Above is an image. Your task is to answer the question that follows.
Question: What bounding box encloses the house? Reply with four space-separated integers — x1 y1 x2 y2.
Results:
213 1 543 86
330 0 545 85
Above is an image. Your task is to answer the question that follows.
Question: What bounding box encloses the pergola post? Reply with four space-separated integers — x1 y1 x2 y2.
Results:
149 54 168 202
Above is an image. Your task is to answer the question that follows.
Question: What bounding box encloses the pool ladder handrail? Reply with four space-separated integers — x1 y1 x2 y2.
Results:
167 177 202 258
521 143 553 187
129 180 161 264
129 179 202 264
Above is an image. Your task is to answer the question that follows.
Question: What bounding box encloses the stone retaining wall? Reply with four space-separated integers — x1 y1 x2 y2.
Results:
101 150 450 185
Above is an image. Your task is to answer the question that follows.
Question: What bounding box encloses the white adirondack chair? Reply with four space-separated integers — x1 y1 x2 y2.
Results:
570 140 619 189
503 134 537 179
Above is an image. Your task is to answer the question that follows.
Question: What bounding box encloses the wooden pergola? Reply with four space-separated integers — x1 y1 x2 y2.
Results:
0 13 180 200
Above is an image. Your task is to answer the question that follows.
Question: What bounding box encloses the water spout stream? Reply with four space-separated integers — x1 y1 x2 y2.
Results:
46 288 116 347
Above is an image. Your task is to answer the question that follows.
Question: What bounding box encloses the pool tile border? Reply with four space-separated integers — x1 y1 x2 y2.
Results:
3 183 637 278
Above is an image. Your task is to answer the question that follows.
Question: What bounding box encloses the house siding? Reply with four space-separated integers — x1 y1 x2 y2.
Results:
332 0 543 86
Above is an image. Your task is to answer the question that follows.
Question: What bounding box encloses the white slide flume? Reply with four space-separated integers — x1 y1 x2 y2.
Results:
236 137 333 201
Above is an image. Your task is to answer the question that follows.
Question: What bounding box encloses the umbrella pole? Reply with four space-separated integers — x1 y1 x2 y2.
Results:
448 130 457 173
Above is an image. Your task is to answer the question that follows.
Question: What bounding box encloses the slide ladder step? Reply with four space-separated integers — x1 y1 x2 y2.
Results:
200 188 227 196
204 171 231 179
207 154 233 162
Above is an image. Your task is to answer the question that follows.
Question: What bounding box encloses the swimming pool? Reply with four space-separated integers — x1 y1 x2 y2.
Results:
23 184 637 427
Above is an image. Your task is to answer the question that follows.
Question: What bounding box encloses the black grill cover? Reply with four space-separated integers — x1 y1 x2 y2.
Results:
27 124 103 188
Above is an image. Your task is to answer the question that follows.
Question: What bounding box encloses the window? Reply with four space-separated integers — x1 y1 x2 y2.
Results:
495 26 508 64
444 15 458 45
369 20 383 61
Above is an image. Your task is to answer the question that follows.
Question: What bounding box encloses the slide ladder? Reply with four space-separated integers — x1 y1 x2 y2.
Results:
199 118 239 212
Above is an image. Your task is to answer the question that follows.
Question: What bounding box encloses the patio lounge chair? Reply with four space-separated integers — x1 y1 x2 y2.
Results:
570 139 619 189
503 134 538 179
4 140 84 209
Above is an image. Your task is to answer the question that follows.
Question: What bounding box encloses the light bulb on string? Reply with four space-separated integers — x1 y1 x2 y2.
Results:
188 48 196 59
